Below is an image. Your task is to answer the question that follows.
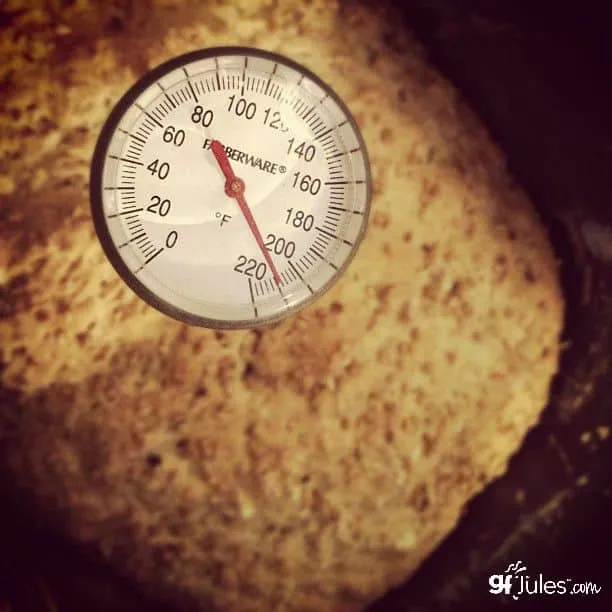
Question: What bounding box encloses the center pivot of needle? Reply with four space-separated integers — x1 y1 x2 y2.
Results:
226 178 245 197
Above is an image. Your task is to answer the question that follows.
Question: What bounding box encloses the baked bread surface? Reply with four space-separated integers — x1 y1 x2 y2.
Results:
0 1 564 610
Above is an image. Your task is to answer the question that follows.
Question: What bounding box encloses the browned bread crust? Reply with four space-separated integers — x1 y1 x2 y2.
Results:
0 1 564 610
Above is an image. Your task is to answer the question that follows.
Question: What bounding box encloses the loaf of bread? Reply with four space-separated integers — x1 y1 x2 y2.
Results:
0 1 564 610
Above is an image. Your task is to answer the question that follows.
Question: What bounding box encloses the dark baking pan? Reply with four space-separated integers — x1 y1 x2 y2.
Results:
371 1 612 610
1 0 611 611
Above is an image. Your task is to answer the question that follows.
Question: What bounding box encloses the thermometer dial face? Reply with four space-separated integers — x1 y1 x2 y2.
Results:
91 47 371 329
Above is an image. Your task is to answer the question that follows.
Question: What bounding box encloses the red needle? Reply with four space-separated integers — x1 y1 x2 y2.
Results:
210 139 281 286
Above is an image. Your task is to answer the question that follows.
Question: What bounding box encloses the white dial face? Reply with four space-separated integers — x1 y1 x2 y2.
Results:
91 48 371 328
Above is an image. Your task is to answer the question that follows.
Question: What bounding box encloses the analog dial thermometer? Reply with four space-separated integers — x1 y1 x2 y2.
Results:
91 47 371 328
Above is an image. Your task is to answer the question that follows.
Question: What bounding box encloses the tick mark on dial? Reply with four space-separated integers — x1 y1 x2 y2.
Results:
307 246 339 270
157 81 177 109
144 247 164 265
133 133 148 146
129 231 146 243
265 66 277 96
328 205 364 216
289 260 314 295
214 58 221 90
241 57 248 96
309 245 325 259
109 155 143 166
301 106 315 121
313 237 329 252
106 207 144 219
248 277 259 318
135 103 163 128
302 252 315 266
314 226 350 244
183 67 199 102
313 125 332 140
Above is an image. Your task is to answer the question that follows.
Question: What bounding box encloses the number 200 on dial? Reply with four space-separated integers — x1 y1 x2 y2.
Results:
90 47 372 328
